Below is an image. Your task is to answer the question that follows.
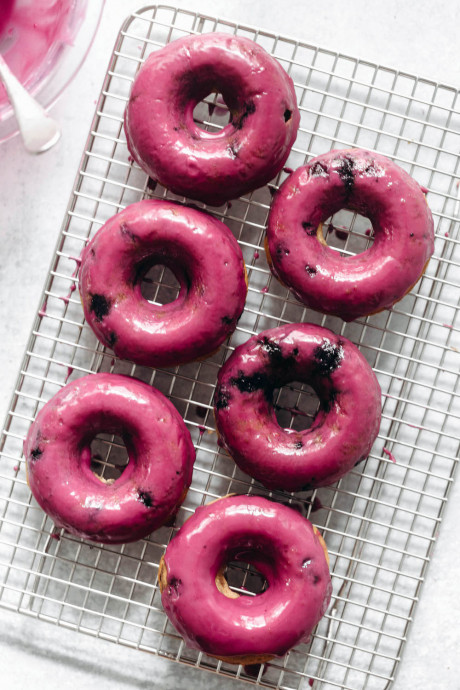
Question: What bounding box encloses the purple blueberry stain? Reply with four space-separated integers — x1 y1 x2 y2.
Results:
310 161 328 177
215 388 231 410
335 156 355 197
107 331 118 348
313 339 344 376
137 490 154 508
30 447 43 461
90 294 111 322
168 576 182 601
302 221 316 236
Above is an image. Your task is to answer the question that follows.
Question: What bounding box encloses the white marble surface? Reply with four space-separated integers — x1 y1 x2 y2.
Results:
0 0 459 688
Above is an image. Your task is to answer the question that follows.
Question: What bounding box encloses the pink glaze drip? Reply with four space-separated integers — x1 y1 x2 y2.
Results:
0 0 85 112
24 373 195 544
38 297 48 317
79 199 247 368
278 404 309 419
266 149 435 321
60 282 76 305
161 495 332 659
383 447 396 463
124 32 300 206
214 323 382 492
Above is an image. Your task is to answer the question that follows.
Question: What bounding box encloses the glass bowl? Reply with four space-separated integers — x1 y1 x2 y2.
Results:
0 0 105 144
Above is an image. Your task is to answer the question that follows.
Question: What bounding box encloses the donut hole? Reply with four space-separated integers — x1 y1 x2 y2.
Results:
218 560 269 598
90 434 129 483
140 264 182 305
193 91 231 133
322 209 374 257
273 382 320 432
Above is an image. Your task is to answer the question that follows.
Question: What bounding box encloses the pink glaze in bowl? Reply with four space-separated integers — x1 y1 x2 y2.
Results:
0 0 105 143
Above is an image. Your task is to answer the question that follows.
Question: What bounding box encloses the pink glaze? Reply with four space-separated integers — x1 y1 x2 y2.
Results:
160 495 331 659
214 323 382 491
0 0 14 38
0 0 83 112
79 199 247 368
24 373 195 544
124 32 300 206
266 149 435 321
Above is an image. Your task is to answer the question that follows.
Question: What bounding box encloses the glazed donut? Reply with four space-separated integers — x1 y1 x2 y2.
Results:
214 323 381 492
24 373 195 544
158 494 331 663
124 32 300 206
79 199 247 368
266 148 434 321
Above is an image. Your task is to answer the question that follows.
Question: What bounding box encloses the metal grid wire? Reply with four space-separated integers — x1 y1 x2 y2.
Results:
1 5 459 689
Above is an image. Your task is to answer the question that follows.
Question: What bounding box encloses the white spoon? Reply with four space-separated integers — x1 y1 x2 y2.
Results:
0 53 61 154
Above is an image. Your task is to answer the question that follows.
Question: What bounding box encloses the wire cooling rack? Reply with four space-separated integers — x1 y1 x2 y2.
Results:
1 5 459 689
